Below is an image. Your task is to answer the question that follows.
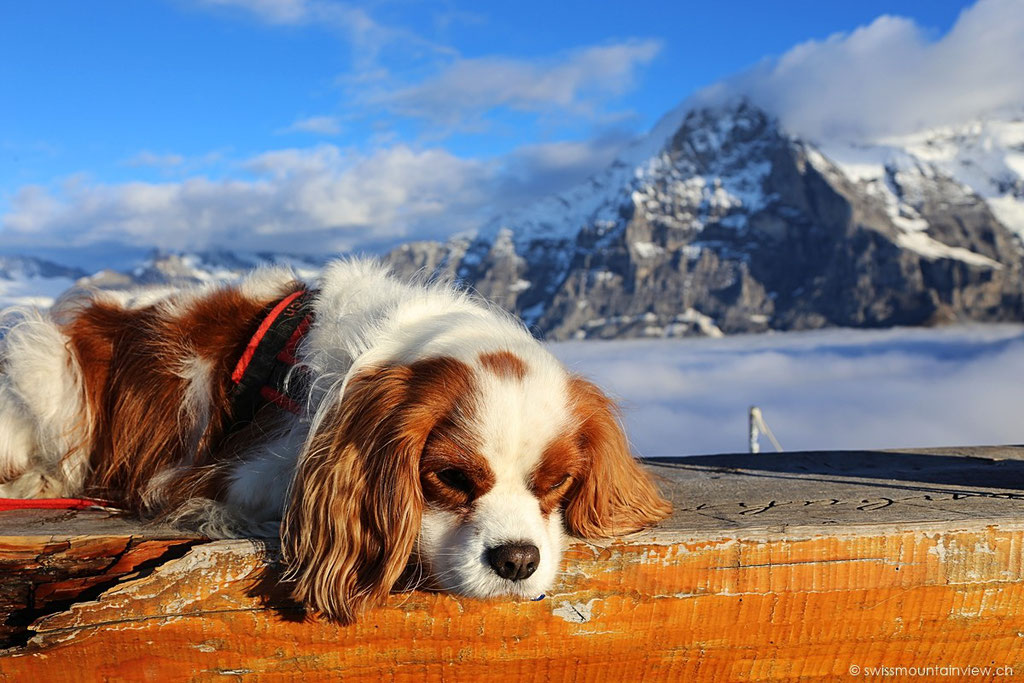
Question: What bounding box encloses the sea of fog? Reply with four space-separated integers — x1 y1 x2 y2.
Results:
551 325 1024 457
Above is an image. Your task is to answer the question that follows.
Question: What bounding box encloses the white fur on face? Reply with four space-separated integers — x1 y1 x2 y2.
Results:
416 358 573 599
419 498 565 599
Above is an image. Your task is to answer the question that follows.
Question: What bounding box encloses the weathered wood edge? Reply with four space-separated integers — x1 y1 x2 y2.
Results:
3 446 1024 679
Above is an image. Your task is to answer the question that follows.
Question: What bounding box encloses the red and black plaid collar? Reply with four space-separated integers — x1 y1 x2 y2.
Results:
229 288 316 421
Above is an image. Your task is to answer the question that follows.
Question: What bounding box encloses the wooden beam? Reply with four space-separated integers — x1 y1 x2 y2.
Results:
2 446 1024 680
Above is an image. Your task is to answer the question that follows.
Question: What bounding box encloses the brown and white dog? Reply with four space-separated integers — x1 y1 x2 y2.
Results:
0 259 670 623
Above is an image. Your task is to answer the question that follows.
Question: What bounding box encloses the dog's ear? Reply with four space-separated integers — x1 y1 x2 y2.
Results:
562 376 671 538
281 358 472 624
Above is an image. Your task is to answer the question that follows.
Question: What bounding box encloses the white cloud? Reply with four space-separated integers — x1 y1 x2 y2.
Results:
698 0 1024 141
1 145 499 254
553 325 1024 458
1 124 630 256
371 40 662 125
196 0 453 76
280 115 342 135
495 133 633 204
194 0 658 133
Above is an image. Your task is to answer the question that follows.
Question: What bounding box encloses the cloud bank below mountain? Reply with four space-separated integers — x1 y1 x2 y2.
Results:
554 325 1024 457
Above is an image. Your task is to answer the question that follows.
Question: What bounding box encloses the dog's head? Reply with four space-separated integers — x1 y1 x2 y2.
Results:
281 349 670 623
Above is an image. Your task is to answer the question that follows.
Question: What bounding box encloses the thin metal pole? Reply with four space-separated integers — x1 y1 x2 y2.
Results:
749 406 761 454
749 405 783 453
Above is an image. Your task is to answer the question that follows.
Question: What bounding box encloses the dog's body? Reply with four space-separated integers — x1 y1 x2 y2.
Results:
0 259 670 622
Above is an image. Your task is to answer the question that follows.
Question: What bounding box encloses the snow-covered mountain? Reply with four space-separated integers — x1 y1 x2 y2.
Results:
385 101 1024 338
818 113 1024 241
0 250 325 309
0 256 87 309
75 249 324 290
4 101 1024 340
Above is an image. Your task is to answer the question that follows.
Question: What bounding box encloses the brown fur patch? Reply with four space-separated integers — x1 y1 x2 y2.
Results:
478 350 527 381
420 413 493 512
561 376 672 537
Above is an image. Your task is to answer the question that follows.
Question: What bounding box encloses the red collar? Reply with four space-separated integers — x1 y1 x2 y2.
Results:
229 288 316 419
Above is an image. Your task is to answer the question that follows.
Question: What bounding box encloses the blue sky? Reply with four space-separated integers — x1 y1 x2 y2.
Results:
0 0 1006 262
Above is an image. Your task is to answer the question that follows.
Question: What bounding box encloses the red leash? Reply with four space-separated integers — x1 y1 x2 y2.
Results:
0 497 114 512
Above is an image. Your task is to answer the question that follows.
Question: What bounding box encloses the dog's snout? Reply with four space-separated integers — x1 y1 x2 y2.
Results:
487 543 540 581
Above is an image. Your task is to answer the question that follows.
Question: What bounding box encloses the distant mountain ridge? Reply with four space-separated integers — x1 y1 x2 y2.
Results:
4 101 1024 339
0 255 87 309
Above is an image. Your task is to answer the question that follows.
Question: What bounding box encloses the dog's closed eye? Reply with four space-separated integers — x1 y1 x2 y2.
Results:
421 461 494 510
547 474 571 493
436 468 474 494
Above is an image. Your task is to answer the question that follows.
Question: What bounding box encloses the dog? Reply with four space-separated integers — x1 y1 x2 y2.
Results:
0 259 671 623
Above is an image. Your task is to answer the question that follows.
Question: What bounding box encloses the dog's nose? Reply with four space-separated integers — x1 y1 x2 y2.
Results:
487 543 540 581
